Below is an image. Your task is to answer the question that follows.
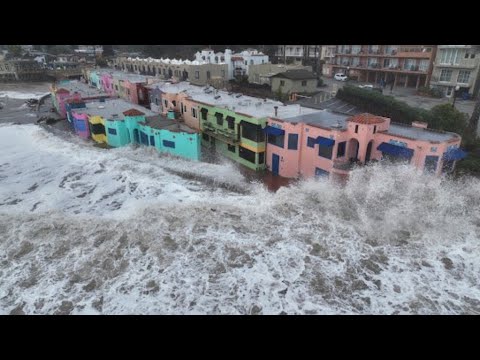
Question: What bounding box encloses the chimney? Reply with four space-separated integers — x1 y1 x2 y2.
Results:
274 106 278 117
412 121 428 129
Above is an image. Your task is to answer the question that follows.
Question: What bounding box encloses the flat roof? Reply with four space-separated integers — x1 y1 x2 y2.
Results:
141 115 198 134
73 98 155 120
58 80 105 97
282 110 349 130
150 82 321 119
387 124 458 142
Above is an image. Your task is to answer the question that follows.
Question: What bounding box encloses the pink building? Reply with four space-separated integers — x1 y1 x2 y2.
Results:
265 112 465 179
100 72 115 96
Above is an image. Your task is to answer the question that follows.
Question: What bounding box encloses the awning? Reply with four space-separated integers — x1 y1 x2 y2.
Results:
263 126 285 136
443 148 467 161
377 142 414 158
316 136 335 147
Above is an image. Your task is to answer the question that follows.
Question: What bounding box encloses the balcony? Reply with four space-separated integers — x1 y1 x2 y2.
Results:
368 63 380 69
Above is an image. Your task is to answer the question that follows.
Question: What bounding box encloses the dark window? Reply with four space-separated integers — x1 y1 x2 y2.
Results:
226 116 235 129
280 80 285 86
465 53 470 59
268 134 284 148
424 155 438 173
202 133 210 141
241 121 265 142
228 144 236 153
155 98 159 105
315 167 329 177
195 71 199 79
140 131 149 145
301 80 307 86
471 54 476 59
239 146 256 163
207 71 211 80
288 133 298 150
90 123 105 135
163 140 175 148
192 108 197 118
164 100 168 107
215 112 224 126
201 108 208 120
355 125 359 133
172 100 176 107
150 136 155 147
108 128 117 135
115 85 118 91
307 136 316 148
258 152 265 164
318 144 334 159
337 141 346 158
373 125 377 134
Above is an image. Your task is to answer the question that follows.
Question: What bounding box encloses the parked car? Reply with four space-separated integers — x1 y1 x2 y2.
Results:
334 73 348 81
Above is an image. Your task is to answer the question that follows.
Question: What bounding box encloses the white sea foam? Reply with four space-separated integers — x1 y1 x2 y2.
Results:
0 123 479 314
0 91 50 100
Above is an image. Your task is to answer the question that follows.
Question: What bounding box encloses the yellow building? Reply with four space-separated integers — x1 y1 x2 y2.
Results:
88 115 107 143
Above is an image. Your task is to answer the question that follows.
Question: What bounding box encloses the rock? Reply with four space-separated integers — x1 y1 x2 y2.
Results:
92 297 104 312
83 279 97 292
421 260 433 268
54 301 74 315
393 285 401 293
250 305 262 315
10 303 26 315
278 288 288 296
373 279 381 290
352 280 368 291
441 257 454 270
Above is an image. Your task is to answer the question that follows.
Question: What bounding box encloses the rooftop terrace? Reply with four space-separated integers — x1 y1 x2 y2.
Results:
282 110 349 130
387 123 459 142
58 80 105 97
141 115 198 134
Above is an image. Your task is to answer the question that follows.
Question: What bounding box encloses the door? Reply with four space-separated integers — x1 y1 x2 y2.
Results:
133 129 139 144
365 141 373 163
272 154 280 176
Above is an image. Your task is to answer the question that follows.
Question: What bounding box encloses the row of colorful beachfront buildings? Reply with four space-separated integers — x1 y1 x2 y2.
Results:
50 68 467 179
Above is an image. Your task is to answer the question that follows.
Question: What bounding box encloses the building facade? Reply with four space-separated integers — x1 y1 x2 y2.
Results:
248 63 312 85
270 70 318 95
430 45 480 99
0 60 46 82
328 45 437 89
265 112 464 179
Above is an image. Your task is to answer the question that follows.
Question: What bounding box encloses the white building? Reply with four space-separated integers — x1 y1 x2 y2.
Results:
194 48 269 80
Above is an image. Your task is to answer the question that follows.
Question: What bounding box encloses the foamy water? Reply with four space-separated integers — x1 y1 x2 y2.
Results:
1 123 479 315
0 91 50 100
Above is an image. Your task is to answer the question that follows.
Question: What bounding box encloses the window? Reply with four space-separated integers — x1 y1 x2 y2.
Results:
155 98 159 105
442 159 455 174
164 99 168 107
75 119 86 131
268 134 284 148
373 125 377 134
195 71 199 79
140 131 149 145
215 113 224 126
245 61 248 65
424 155 438 173
318 143 334 159
172 100 176 107
440 48 461 65
471 53 475 59
108 128 117 135
457 70 471 84
337 141 346 158
127 89 130 95
150 136 155 146
200 108 208 120
355 125 359 133
301 80 307 86
258 152 265 164
465 53 470 59
192 108 197 118
115 85 118 91
431 147 437 152
307 136 316 148
288 134 298 150
207 71 211 80
239 146 256 163
163 140 175 148
280 80 285 86
226 116 235 129
221 70 225 77
315 167 329 177
250 60 254 65
241 121 265 142
228 144 236 153
440 69 452 82
202 133 209 141
90 123 105 135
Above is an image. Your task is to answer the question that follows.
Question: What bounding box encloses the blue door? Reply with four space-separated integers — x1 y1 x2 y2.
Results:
133 129 139 144
272 154 280 176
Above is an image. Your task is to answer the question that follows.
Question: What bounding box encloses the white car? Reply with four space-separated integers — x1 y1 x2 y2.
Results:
334 73 348 81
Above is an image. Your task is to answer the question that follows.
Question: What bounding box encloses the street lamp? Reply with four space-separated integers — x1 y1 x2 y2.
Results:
452 85 460 108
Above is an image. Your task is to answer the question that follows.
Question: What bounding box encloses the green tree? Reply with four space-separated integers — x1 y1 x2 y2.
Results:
429 103 469 133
